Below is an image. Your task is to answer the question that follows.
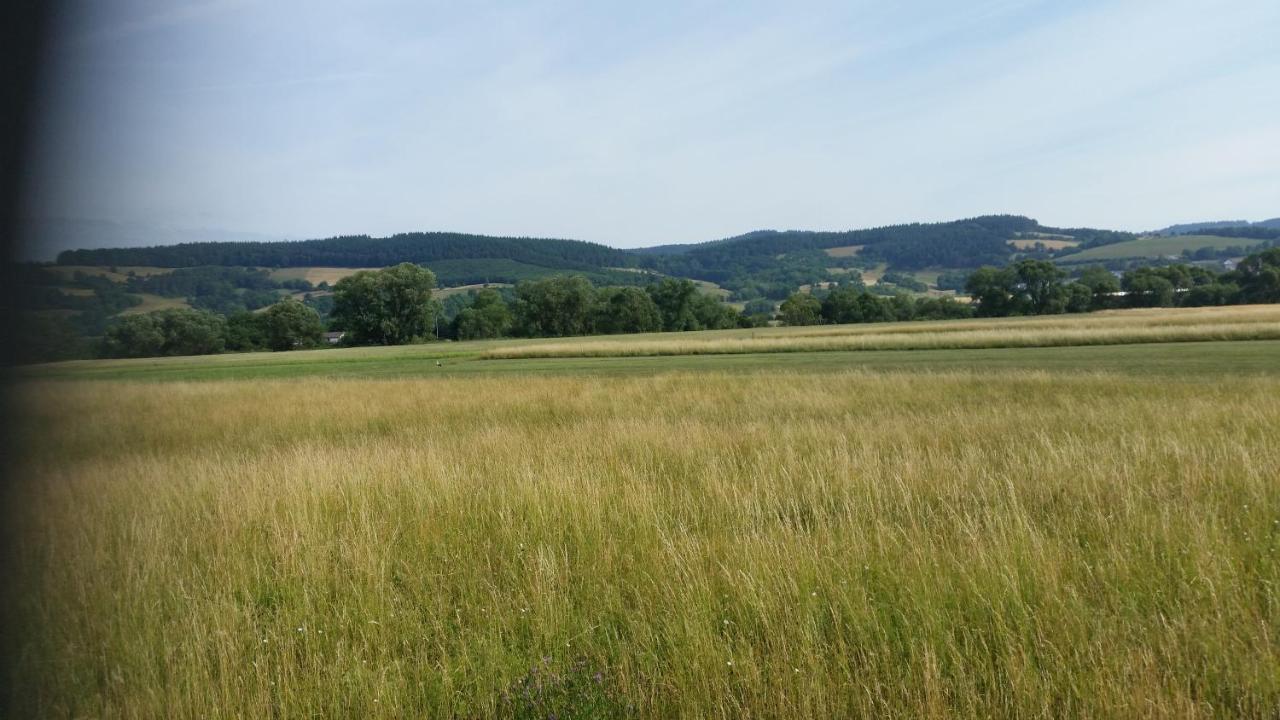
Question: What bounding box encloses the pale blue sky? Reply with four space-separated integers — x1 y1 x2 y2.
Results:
22 0 1280 256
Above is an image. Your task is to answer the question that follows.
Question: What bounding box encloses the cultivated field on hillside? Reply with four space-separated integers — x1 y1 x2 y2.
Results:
8 360 1280 717
1059 235 1267 262
267 266 381 285
118 292 192 314
1010 238 1078 250
822 244 864 257
434 282 514 299
47 265 172 281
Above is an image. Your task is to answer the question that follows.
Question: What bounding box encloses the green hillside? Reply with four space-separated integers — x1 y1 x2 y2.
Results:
1057 234 1266 263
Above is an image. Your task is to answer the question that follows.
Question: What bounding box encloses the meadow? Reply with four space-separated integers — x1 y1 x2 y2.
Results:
481 306 1280 359
1058 234 1267 263
6 307 1280 717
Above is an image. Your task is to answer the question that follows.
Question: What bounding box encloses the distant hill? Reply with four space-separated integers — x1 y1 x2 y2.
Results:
1155 218 1280 235
50 214 1162 301
1055 234 1271 264
630 215 1136 299
20 217 288 262
56 232 644 287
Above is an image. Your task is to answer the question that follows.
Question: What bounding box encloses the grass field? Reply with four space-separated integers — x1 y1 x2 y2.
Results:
267 267 381 285
1010 238 1079 250
118 292 193 314
435 283 514 299
860 263 888 285
1059 235 1267 263
47 265 173 282
481 306 1280 360
822 244 864 257
7 307 1280 717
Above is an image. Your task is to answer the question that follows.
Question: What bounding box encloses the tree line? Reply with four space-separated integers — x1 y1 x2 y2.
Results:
964 248 1280 317
88 264 760 359
769 246 1280 328
432 273 751 341
777 285 973 326
24 247 1280 360
56 232 634 274
51 215 1145 307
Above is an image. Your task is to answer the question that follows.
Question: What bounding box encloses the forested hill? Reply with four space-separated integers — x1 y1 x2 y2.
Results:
52 214 1145 300
1156 218 1280 236
643 216 1132 266
629 215 1137 298
56 231 635 273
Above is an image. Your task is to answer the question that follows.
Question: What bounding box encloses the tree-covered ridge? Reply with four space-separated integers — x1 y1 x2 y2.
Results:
640 215 1136 284
654 215 1038 257
54 215 1134 281
46 214 1160 304
56 231 636 273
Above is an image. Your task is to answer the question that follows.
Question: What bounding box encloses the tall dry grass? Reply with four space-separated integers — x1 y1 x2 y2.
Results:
483 316 1280 359
6 371 1280 717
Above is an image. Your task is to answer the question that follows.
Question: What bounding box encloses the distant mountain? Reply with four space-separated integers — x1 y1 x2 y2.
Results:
19 217 289 262
1155 218 1280 236
628 215 1137 299
49 214 1141 301
55 231 642 287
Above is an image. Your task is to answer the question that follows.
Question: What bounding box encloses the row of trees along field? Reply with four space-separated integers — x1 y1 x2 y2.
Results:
101 299 326 358
89 264 760 358
509 275 745 337
773 246 1280 327
50 215 1151 306
26 246 1280 359
777 287 973 326
965 248 1280 318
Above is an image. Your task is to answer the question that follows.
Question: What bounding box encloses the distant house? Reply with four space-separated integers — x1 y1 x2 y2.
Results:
323 331 345 345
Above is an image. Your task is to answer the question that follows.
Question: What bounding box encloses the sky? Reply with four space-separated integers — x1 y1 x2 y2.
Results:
19 0 1280 258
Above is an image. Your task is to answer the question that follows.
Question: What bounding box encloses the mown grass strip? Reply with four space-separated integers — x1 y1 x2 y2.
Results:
482 321 1280 359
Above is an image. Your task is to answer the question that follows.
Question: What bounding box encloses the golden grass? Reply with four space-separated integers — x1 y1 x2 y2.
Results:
822 245 864 258
118 293 192 314
435 283 514 299
1011 238 1079 250
691 279 731 298
267 267 381 285
482 305 1280 360
861 263 888 285
6 371 1279 717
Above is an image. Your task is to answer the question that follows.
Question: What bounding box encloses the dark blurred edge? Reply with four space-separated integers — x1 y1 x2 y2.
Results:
1 0 61 709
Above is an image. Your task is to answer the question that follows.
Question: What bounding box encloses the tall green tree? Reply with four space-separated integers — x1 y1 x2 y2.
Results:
1226 247 1280 303
779 292 822 326
513 276 597 337
594 287 662 335
101 315 163 358
454 289 514 340
646 279 701 331
1012 260 1068 314
965 266 1021 317
261 297 324 350
1077 266 1120 310
101 309 227 358
690 293 740 330
225 311 267 352
331 263 442 345
1121 269 1175 307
